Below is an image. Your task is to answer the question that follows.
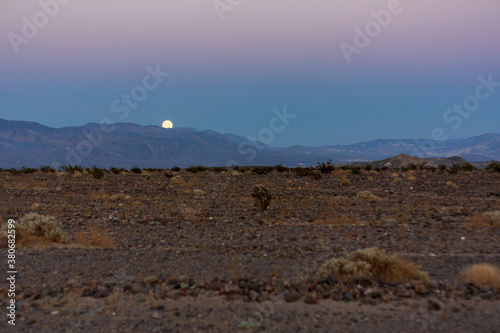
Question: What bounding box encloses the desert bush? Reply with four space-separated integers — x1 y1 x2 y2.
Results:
251 167 273 175
186 165 209 173
275 164 289 173
164 171 174 178
251 185 272 212
211 167 226 173
363 164 372 171
437 164 447 171
341 179 352 186
462 263 500 289
356 190 378 200
350 167 361 175
8 168 22 176
130 166 142 174
449 163 476 174
317 248 430 282
39 165 55 173
486 161 500 173
21 167 38 174
171 165 181 172
90 166 105 179
59 164 83 174
109 167 124 174
293 167 321 179
316 160 335 173
0 213 68 246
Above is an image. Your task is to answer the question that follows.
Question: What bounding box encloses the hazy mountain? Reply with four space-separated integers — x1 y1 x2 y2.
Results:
0 119 498 168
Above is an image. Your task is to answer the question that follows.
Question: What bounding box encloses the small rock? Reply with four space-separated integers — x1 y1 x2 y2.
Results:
152 311 162 319
304 295 317 304
452 305 461 313
343 292 353 301
283 290 302 303
413 282 428 295
326 275 338 285
249 290 259 301
135 292 147 302
427 299 443 311
130 282 144 293
224 284 241 295
144 275 159 284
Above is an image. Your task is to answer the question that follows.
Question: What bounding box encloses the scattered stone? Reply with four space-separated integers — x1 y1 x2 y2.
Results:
224 284 241 295
304 295 318 304
413 282 428 295
283 290 302 303
343 292 353 301
249 290 259 301
144 275 159 284
427 299 443 311
135 292 147 302
130 282 144 293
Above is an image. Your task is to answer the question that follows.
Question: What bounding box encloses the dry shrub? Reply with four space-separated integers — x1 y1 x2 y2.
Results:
340 179 352 186
314 216 360 226
0 213 69 247
252 185 272 212
446 181 459 189
467 211 500 227
482 211 500 227
75 224 114 248
317 248 429 282
356 190 379 200
110 193 131 201
462 264 500 289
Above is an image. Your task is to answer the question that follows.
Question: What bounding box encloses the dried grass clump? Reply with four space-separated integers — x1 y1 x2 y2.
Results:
482 211 500 227
0 213 68 246
462 264 500 289
467 211 500 227
317 248 429 282
110 193 131 201
356 190 379 200
340 179 352 186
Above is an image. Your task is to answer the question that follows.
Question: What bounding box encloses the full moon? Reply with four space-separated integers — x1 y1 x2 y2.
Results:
162 120 173 129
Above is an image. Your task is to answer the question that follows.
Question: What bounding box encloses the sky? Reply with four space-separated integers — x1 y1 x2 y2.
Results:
0 0 499 147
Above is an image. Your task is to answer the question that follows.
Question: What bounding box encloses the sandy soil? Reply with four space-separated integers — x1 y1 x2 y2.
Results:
0 169 499 332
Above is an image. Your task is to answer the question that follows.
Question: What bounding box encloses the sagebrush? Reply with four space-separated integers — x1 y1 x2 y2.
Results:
317 247 429 282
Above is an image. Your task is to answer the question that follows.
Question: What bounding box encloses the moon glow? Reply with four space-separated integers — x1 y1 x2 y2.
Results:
162 120 173 129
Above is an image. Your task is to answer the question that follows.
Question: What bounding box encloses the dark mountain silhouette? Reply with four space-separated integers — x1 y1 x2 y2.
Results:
0 119 498 168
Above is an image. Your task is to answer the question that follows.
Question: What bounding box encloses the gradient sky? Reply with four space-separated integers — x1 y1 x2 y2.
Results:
1 0 499 146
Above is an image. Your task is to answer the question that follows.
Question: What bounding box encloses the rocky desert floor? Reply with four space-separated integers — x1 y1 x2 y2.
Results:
0 168 499 332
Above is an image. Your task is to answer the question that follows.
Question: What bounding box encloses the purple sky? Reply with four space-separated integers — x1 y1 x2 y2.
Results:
1 0 499 146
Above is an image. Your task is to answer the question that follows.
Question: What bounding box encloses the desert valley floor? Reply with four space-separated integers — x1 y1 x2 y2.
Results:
1 168 499 332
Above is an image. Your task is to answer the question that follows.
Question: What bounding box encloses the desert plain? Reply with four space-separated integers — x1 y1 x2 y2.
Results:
1 166 499 332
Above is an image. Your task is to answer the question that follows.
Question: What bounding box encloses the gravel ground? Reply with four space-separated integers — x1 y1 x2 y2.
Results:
0 169 499 332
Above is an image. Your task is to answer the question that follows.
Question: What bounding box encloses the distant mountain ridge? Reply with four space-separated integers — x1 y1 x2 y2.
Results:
0 119 498 168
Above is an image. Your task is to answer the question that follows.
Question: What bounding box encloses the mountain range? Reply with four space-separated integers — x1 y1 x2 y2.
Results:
0 119 499 168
